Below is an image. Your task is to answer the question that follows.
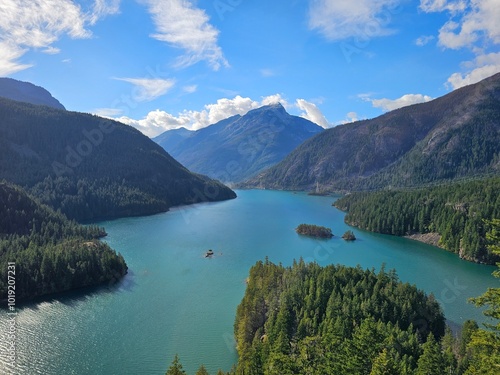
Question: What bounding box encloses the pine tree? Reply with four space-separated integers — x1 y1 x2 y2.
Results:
165 354 187 375
416 334 445 375
465 219 500 373
195 365 210 375
370 348 399 375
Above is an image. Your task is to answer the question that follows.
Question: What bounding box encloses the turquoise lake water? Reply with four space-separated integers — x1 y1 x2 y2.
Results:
0 190 497 374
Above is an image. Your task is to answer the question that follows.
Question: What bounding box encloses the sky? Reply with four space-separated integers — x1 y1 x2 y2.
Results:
1 0 500 137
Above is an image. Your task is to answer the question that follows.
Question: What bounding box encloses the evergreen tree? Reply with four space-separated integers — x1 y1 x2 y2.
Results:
465 219 500 373
416 334 445 375
370 348 399 375
195 365 210 375
165 354 187 375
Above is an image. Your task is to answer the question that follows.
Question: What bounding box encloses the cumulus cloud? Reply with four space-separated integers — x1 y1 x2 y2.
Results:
261 94 289 107
142 0 228 70
420 1 500 90
296 99 331 128
341 111 359 124
446 52 500 89
308 0 400 41
364 93 433 111
0 0 120 76
420 0 500 49
113 77 176 102
113 94 320 137
117 110 192 137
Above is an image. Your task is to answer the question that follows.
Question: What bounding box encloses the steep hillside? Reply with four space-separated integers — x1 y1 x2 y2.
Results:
0 97 236 221
0 181 127 300
242 73 500 191
0 77 65 110
154 104 323 183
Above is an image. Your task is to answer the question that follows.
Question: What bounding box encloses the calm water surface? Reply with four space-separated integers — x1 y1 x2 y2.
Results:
0 190 496 374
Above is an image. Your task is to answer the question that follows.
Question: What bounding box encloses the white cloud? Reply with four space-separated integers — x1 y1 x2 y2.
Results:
420 1 500 91
420 0 500 49
141 0 228 70
308 0 400 41
296 99 331 128
343 111 359 123
42 46 61 55
0 41 33 76
113 94 313 137
419 0 466 13
117 110 192 137
113 77 176 102
365 94 433 111
415 35 435 46
446 52 500 89
89 0 121 25
0 0 120 76
261 94 289 107
93 108 125 117
183 85 198 94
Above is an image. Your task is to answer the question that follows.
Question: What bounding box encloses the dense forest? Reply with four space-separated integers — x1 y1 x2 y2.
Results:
233 259 446 374
0 97 236 221
295 224 333 238
0 181 127 300
333 177 500 264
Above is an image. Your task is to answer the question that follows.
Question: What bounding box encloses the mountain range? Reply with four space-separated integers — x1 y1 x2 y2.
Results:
153 103 323 183
241 73 500 191
0 94 235 221
0 77 66 110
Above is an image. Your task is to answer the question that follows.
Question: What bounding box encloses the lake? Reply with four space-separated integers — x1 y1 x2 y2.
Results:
0 190 496 374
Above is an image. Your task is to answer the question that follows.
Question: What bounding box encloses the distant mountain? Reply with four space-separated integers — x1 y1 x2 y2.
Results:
153 127 194 151
242 73 500 191
153 104 323 183
0 97 236 221
0 77 65 110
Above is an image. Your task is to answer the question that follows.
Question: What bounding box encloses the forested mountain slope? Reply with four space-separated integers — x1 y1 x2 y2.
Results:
242 73 500 191
0 97 236 221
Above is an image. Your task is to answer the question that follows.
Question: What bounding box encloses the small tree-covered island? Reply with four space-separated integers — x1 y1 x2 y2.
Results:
342 230 357 241
295 223 333 239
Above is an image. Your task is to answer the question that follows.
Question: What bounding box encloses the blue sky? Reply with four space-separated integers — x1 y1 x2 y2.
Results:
1 0 499 136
